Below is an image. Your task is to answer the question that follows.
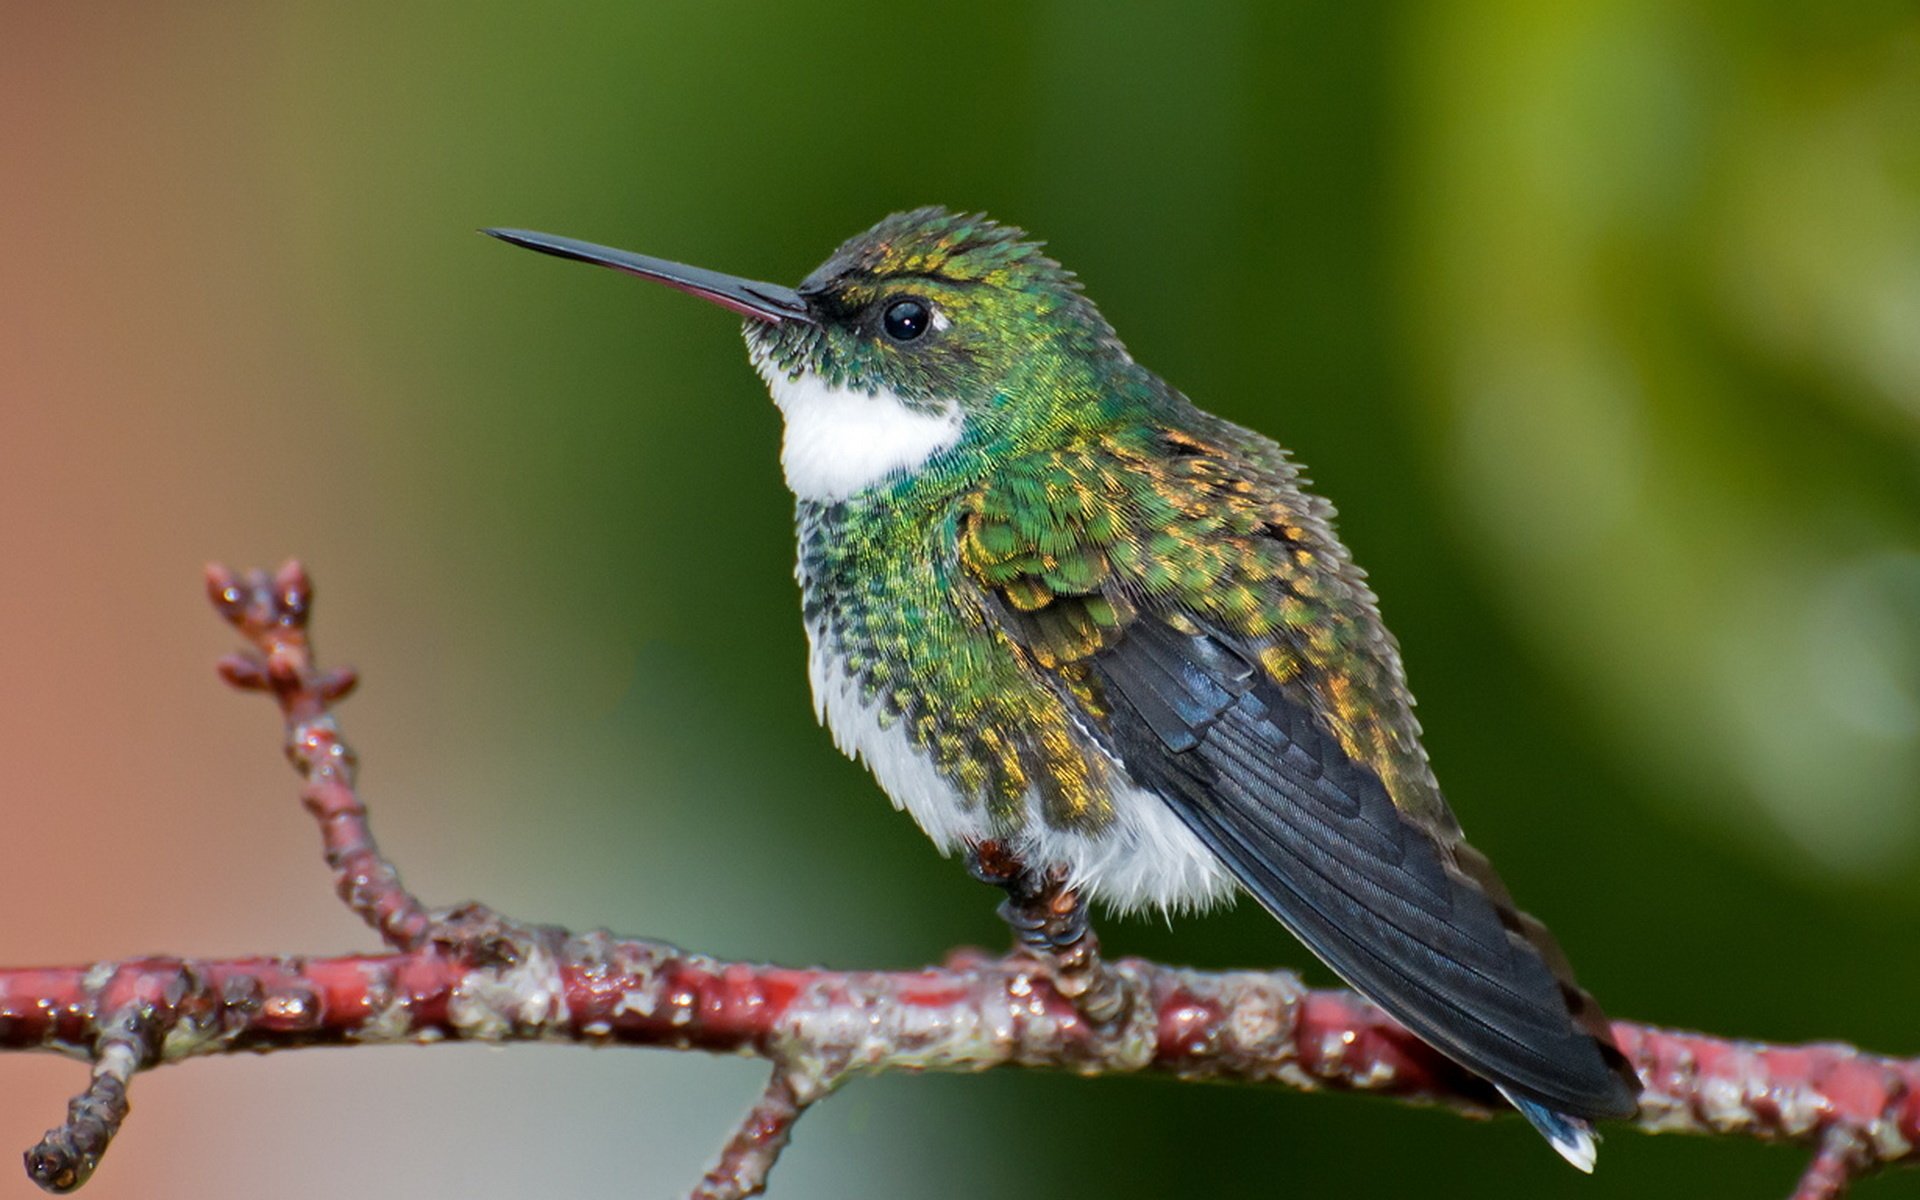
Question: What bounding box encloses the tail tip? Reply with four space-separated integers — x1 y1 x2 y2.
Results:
1500 1088 1598 1173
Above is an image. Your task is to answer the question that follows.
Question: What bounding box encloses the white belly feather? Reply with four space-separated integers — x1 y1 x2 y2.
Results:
808 635 1237 916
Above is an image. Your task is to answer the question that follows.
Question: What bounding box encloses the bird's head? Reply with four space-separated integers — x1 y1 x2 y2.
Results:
488 208 1136 502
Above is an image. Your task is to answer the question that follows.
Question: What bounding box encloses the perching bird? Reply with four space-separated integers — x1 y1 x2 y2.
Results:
486 208 1641 1167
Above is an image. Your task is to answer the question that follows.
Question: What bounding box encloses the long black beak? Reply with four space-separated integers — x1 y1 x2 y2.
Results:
482 228 813 325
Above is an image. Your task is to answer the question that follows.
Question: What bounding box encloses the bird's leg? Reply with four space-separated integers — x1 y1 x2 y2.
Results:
966 840 1127 1028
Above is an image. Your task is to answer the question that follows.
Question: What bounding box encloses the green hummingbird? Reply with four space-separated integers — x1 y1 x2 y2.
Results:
485 208 1641 1167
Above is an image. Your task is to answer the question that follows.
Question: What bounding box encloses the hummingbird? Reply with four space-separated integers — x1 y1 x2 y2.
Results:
485 208 1642 1167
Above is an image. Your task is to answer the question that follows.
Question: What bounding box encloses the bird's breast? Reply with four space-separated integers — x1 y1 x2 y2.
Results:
800 609 1236 916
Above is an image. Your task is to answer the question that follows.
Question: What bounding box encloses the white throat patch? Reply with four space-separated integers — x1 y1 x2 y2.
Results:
756 365 963 503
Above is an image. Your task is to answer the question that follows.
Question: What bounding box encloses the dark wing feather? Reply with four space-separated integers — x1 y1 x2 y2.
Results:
957 431 1639 1120
1093 616 1638 1119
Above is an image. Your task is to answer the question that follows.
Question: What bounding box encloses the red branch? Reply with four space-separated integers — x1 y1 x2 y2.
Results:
2 563 1914 1199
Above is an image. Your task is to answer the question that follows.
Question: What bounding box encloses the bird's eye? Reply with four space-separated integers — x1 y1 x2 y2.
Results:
882 298 931 342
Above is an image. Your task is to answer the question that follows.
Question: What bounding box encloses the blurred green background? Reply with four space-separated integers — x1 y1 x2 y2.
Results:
4 2 1918 1197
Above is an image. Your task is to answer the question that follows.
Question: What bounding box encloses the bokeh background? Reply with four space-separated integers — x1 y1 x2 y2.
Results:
4 2 1918 1197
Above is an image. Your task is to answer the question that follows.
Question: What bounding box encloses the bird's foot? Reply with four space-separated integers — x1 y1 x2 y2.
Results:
966 841 1128 1029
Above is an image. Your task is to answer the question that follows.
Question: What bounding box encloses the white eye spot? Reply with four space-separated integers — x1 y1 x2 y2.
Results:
929 308 951 332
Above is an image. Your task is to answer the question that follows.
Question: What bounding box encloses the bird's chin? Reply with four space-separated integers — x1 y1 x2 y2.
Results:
755 365 965 504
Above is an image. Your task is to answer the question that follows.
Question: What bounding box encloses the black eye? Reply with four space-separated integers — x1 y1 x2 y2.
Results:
882 298 931 342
